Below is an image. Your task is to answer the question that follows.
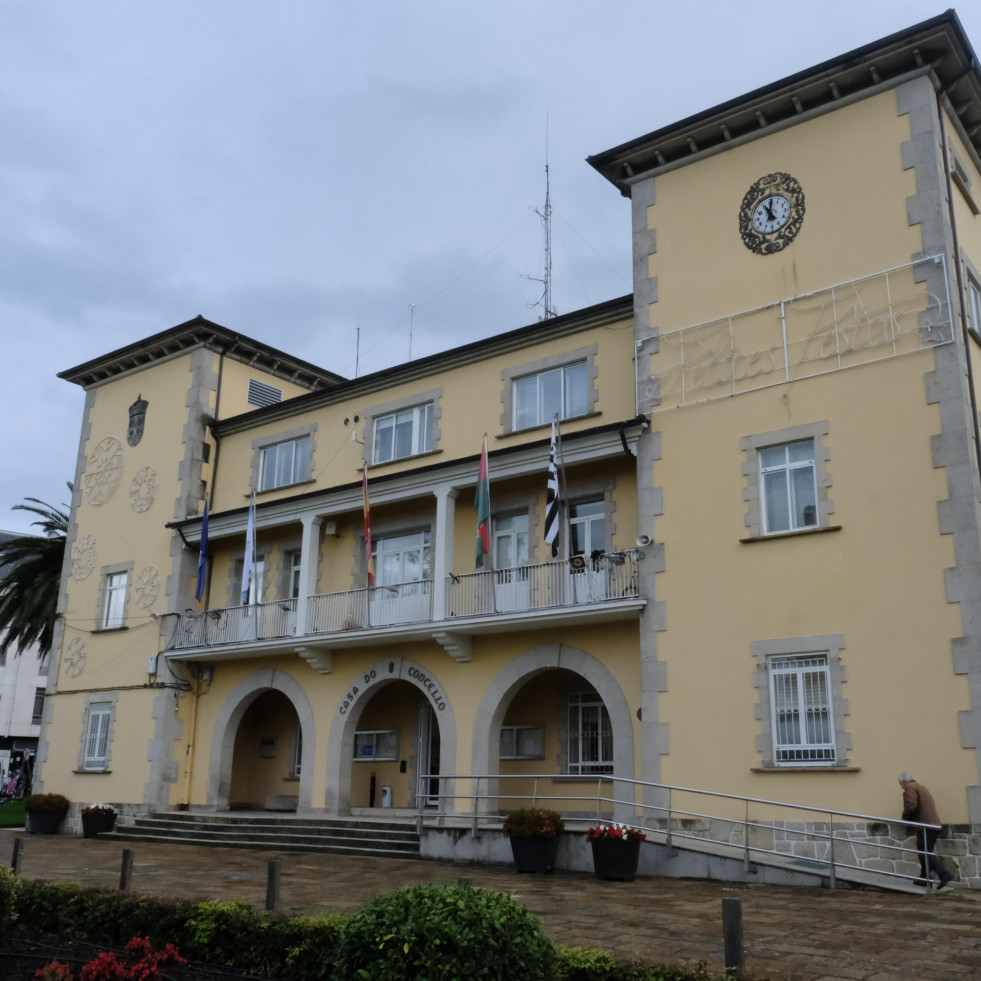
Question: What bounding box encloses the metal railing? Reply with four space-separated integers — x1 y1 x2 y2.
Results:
165 552 640 650
413 772 942 893
446 552 639 618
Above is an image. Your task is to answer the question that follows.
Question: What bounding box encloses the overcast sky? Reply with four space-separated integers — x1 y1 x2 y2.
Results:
2 1 979 534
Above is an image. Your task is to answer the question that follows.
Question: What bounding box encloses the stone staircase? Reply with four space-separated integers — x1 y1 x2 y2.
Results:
102 811 421 859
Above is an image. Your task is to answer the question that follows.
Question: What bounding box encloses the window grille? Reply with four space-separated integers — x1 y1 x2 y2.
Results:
568 692 613 774
769 654 835 763
247 378 283 408
83 702 112 770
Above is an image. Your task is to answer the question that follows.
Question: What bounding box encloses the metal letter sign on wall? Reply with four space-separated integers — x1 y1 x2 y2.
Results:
127 395 148 447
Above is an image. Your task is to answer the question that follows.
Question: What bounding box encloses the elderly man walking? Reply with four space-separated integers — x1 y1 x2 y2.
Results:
899 772 953 890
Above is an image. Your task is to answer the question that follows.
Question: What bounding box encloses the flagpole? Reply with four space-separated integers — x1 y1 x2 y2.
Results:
363 464 375 586
554 416 568 559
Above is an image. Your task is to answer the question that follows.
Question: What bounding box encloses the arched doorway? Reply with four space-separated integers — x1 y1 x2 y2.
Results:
207 668 315 813
325 657 457 816
228 689 301 810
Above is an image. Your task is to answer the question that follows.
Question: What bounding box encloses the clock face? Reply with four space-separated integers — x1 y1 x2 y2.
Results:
739 173 805 255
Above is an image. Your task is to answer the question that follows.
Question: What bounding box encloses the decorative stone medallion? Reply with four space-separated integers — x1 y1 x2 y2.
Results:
64 637 87 679
134 566 160 608
83 437 124 505
70 534 98 581
129 466 158 513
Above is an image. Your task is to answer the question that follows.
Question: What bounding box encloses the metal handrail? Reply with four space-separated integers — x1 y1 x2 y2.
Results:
413 772 941 892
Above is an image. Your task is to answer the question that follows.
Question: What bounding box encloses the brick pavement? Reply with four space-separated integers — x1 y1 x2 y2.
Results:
3 829 981 981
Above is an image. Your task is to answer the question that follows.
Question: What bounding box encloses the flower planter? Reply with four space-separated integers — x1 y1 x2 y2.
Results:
590 837 641 881
27 811 65 835
81 810 117 838
508 836 560 874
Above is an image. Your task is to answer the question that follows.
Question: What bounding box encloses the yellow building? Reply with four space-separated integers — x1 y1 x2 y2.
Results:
38 12 981 887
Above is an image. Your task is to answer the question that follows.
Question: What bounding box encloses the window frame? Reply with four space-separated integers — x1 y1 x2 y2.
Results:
372 403 435 464
751 634 850 769
353 729 399 761
500 345 598 433
258 436 311 492
364 389 442 467
567 691 614 775
758 439 819 534
967 271 981 341
500 724 545 760
96 562 133 630
768 653 836 764
741 422 833 539
251 424 317 494
32 688 45 726
79 696 116 772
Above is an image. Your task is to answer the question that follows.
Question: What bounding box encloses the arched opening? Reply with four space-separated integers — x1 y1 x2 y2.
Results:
348 680 438 810
229 689 302 811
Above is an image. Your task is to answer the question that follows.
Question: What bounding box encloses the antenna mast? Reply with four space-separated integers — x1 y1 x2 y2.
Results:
526 114 556 320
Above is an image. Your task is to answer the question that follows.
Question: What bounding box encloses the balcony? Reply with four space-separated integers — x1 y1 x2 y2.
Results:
164 552 644 662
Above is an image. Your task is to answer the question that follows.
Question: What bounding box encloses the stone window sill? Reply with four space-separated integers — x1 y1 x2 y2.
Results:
740 525 842 544
751 766 860 773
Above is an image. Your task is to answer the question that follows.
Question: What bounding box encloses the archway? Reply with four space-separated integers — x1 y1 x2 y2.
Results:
207 669 315 812
325 657 457 816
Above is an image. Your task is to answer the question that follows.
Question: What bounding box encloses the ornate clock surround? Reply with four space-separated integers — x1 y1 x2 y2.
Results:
738 172 805 255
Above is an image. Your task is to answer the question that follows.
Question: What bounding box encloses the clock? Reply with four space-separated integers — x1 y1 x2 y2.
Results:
739 173 805 255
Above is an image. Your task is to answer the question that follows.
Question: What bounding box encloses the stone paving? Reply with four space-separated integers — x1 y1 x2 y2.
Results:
4 828 981 980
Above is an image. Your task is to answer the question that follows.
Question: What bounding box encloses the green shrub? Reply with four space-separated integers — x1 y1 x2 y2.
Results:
557 945 620 980
0 866 18 933
330 883 556 981
501 807 565 838
23 793 70 814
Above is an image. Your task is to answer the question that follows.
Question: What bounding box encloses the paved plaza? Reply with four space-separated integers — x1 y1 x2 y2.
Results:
3 828 981 980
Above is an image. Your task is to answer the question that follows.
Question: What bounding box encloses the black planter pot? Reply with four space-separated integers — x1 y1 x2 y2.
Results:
590 837 641 881
508 835 560 873
81 811 117 838
27 811 66 835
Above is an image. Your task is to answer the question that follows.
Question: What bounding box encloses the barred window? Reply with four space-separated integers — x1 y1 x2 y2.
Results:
568 692 613 775
769 654 835 764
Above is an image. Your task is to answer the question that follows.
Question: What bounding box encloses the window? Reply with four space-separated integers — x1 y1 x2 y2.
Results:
969 277 981 340
494 513 529 570
759 440 818 533
741 422 832 538
353 730 399 761
568 692 613 775
751 634 850 768
769 654 835 764
258 436 310 491
513 362 588 430
570 499 606 556
247 378 283 408
288 552 302 599
102 572 128 629
374 532 430 586
373 404 433 464
83 701 112 771
501 345 597 433
32 688 45 726
500 725 545 760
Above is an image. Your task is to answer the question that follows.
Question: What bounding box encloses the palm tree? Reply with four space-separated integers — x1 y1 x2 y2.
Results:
0 489 70 659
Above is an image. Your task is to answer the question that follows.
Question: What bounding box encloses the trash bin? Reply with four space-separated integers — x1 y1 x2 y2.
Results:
381 786 392 808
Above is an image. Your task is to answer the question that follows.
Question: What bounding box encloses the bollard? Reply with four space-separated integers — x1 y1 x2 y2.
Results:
266 859 281 912
11 837 23 875
722 897 744 979
119 849 134 891
457 876 472 888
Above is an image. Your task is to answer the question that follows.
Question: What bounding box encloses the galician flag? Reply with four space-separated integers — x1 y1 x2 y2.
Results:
544 422 560 558
475 434 491 567
195 500 209 602
363 464 375 586
241 495 255 605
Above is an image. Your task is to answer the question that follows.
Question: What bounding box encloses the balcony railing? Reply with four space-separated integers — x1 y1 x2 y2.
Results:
165 552 639 651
